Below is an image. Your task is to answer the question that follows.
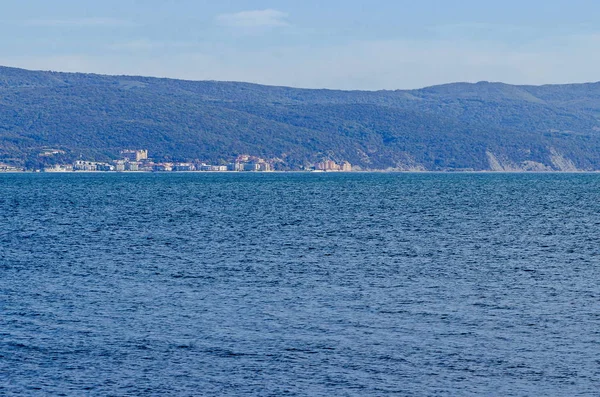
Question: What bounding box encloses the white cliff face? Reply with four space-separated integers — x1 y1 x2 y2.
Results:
355 148 580 172
486 151 505 171
549 148 579 171
520 161 553 172
486 151 523 171
486 149 577 172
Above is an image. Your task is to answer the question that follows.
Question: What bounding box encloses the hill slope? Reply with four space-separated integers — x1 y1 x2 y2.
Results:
2 66 600 170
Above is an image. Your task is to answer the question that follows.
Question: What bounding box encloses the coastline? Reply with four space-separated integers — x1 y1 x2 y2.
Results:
3 170 600 174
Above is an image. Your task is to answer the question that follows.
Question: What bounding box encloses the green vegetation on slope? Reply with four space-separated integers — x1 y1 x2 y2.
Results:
1 66 600 170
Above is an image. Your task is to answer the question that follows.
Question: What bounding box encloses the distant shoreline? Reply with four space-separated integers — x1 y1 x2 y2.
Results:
3 170 600 175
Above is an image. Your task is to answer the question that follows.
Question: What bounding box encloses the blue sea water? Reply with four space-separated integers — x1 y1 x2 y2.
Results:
1 172 600 396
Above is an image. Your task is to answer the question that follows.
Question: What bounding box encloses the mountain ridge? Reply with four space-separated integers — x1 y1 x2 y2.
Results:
3 65 600 91
1 65 600 170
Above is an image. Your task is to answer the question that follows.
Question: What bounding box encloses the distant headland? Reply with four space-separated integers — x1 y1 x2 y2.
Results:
2 66 600 172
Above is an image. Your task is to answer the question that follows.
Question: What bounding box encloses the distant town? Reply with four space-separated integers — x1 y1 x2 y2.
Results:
0 149 353 173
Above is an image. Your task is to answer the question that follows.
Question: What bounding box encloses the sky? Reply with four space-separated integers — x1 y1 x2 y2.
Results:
2 0 600 90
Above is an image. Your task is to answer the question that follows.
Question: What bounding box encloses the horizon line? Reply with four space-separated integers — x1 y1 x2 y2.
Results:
1 64 599 92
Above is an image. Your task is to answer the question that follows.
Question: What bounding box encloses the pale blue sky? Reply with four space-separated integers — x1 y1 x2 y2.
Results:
2 0 600 89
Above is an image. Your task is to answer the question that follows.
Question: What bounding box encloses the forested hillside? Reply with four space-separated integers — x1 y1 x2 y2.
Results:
2 65 600 170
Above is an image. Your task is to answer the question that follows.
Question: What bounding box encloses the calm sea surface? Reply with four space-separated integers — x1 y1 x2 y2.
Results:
2 173 600 396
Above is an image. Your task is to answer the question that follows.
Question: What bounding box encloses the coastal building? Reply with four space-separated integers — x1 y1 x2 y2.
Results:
173 163 195 171
74 160 94 171
112 159 142 171
199 164 227 171
227 162 245 171
225 155 273 171
44 165 74 172
121 149 148 162
138 162 154 172
114 160 126 172
153 163 173 172
316 160 340 171
315 160 352 172
96 163 113 171
0 163 24 172
73 160 113 171
244 163 261 172
57 153 276 173
126 162 139 171
258 162 272 172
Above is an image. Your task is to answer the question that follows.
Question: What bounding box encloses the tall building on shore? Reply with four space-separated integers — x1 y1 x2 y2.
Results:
316 160 339 171
315 160 352 171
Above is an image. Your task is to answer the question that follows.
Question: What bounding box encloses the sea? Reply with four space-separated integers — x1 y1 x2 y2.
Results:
1 172 600 396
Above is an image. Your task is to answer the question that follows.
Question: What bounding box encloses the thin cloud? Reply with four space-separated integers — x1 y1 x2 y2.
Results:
24 18 135 28
432 22 532 35
215 9 290 28
109 40 196 51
